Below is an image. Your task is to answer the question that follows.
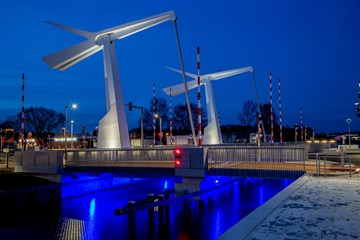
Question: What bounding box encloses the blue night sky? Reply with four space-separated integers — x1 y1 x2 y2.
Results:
0 0 359 134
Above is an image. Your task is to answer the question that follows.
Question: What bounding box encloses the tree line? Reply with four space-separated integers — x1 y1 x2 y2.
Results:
0 107 65 148
0 99 306 147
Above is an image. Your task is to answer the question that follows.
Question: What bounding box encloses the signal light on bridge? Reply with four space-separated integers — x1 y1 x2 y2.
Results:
174 148 182 167
175 159 181 166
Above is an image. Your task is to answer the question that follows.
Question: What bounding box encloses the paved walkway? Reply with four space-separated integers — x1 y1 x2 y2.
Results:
219 174 360 239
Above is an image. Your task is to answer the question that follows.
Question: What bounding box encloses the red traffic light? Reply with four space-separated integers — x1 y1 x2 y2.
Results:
174 148 182 158
175 159 181 166
174 148 182 167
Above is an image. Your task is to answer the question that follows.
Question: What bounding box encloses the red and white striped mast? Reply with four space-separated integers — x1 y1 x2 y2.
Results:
153 82 156 146
278 78 283 143
197 46 202 146
169 87 173 145
269 72 274 144
21 73 25 151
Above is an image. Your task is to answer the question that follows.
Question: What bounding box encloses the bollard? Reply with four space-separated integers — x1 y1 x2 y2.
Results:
128 200 136 239
148 194 155 222
164 190 170 222
182 189 190 216
148 193 155 235
198 199 205 214
158 194 165 224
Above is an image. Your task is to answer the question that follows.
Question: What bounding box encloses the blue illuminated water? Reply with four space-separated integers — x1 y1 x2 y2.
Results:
0 173 293 240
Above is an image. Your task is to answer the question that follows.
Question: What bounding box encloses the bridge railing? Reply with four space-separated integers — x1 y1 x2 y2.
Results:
206 145 307 178
65 147 175 168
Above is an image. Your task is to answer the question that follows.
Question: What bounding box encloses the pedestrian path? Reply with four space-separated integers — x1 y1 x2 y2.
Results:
219 174 360 240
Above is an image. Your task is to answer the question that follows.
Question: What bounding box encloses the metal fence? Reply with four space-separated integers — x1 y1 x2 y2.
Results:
64 144 307 178
65 147 175 170
206 145 307 178
308 152 352 178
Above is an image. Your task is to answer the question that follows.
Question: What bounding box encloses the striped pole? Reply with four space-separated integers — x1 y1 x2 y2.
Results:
300 108 303 142
197 46 202 146
269 72 274 143
21 73 25 151
153 82 156 146
278 78 283 142
169 87 173 145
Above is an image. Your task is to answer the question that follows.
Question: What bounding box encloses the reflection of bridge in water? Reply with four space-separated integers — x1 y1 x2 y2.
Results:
15 144 308 179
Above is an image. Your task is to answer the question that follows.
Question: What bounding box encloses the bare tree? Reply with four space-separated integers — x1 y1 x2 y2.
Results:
3 106 65 145
143 97 169 131
237 100 257 126
173 103 207 133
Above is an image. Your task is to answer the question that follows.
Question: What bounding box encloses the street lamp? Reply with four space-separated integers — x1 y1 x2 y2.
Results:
294 123 298 143
64 103 78 151
312 128 316 142
346 118 352 147
70 120 74 149
155 114 162 145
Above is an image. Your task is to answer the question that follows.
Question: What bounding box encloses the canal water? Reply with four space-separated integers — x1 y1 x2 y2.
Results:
0 173 293 239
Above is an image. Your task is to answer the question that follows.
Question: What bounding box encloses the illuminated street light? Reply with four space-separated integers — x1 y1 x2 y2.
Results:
346 118 352 147
70 120 74 149
155 114 162 145
65 103 78 151
312 128 316 142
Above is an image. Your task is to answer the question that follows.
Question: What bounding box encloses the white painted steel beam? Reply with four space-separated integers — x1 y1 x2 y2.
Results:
163 66 253 145
43 11 176 148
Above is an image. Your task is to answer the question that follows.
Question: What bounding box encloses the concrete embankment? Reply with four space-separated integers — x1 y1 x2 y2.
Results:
219 174 360 239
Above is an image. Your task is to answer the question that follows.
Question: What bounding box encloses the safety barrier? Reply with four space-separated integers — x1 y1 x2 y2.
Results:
309 152 352 178
65 147 175 171
15 145 307 178
206 145 307 178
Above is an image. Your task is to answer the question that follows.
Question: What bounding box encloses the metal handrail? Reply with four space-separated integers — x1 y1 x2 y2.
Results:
310 152 352 178
207 146 307 175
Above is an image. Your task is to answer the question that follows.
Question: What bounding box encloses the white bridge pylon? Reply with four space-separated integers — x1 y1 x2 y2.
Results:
163 66 254 145
43 11 177 149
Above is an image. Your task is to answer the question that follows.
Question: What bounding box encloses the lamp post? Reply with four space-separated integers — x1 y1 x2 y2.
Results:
155 114 162 145
64 103 78 151
312 128 316 142
294 123 298 143
70 120 74 149
346 118 352 147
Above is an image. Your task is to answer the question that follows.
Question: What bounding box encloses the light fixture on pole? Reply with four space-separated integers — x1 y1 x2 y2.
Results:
294 123 298 143
64 103 78 151
155 114 162 145
346 118 352 147
312 128 316 142
70 120 74 149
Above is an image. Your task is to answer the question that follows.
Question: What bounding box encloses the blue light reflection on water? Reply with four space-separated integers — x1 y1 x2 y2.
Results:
89 198 96 220
59 174 293 239
0 174 294 240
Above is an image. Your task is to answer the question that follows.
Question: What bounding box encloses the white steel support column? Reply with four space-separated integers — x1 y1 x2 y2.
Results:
203 79 222 144
97 36 130 148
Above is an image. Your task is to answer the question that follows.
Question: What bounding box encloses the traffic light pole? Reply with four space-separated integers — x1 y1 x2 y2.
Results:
125 103 144 148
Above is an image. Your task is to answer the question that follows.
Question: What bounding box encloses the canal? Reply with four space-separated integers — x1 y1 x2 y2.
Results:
0 173 294 239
